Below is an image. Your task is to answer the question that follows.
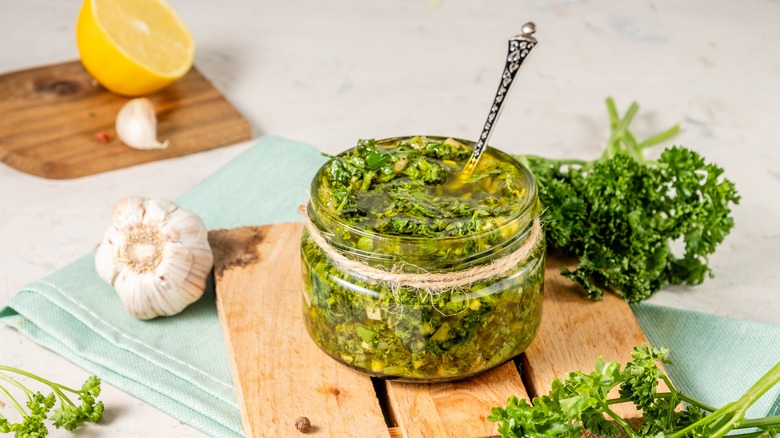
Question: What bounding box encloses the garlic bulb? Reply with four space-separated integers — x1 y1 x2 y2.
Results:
95 196 213 320
115 98 170 150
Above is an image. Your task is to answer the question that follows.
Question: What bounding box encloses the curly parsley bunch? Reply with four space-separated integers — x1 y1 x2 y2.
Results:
489 346 780 438
517 98 740 302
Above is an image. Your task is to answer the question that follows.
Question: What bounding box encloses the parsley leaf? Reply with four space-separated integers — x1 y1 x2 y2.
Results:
0 365 103 436
490 345 780 438
517 98 739 302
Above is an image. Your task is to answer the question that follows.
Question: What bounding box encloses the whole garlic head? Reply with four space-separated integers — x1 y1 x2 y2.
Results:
95 196 213 320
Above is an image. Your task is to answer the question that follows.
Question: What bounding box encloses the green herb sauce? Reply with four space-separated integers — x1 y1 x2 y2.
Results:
302 136 545 381
315 136 529 239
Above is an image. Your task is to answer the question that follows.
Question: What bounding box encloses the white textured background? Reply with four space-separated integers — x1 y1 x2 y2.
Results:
1 0 778 436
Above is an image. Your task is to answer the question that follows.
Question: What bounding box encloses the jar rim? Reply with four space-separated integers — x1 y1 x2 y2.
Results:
308 135 539 246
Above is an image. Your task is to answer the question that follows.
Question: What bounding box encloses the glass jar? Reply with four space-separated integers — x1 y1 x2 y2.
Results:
301 136 545 382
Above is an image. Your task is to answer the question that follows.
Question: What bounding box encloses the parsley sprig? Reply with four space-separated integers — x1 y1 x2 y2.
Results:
516 98 740 302
0 365 103 436
489 345 780 438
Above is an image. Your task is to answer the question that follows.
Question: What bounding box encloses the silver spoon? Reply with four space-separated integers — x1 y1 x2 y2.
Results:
463 22 539 176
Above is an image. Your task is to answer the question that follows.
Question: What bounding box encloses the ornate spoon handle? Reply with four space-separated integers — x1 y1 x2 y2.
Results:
463 22 538 176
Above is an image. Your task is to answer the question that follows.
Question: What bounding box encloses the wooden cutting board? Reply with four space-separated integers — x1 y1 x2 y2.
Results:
0 60 251 179
210 223 654 437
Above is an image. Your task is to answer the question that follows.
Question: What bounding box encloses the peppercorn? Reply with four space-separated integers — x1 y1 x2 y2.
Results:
295 416 311 433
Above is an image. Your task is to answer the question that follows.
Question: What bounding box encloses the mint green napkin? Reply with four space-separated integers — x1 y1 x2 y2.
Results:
633 303 780 419
1 136 327 438
1 136 778 437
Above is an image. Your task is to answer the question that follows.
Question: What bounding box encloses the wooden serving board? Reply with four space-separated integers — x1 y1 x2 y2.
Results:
210 223 654 437
0 60 251 179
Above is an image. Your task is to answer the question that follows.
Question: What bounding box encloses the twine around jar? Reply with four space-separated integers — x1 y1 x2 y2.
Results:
301 206 543 292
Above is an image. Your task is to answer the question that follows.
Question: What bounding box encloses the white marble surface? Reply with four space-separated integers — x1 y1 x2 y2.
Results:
1 0 779 436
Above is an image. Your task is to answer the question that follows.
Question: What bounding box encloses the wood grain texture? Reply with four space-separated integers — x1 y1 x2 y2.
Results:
522 257 654 418
212 223 390 438
212 224 661 436
0 60 251 179
387 361 528 438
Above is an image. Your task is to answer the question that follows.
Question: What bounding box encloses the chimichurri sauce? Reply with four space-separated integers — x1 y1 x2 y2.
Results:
302 136 544 381
316 136 528 239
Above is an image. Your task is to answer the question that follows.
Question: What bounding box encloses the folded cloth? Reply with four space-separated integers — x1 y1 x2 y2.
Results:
1 136 778 437
1 136 327 438
633 303 780 419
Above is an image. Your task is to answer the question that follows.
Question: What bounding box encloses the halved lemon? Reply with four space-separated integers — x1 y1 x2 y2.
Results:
76 0 194 96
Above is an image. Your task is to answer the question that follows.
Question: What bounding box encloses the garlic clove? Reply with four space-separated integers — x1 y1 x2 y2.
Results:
95 196 213 320
155 243 196 294
160 209 208 243
112 196 146 230
115 98 170 150
114 269 160 320
141 197 177 227
157 241 213 298
94 238 118 285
